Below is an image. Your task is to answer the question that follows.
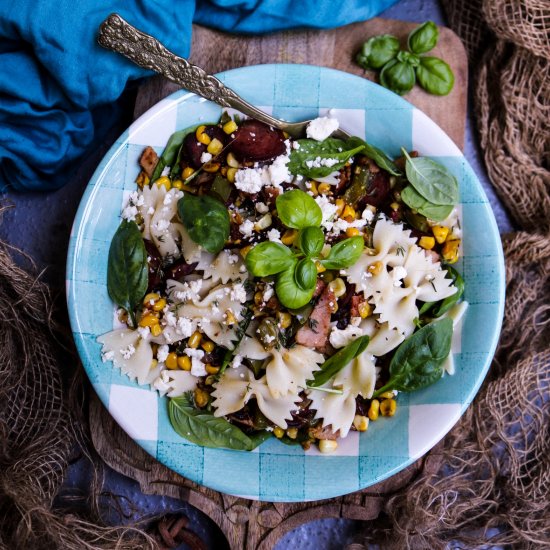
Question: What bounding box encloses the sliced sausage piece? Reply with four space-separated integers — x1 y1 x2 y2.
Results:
139 146 159 177
295 285 335 351
230 120 286 162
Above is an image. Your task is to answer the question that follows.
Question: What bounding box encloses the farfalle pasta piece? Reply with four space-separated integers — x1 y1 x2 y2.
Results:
308 386 357 437
201 249 248 285
361 318 406 357
333 351 377 399
152 369 198 397
371 285 418 336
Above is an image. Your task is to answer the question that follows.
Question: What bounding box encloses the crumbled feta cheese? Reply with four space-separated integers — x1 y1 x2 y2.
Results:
185 348 207 376
153 371 171 393
392 266 407 287
161 166 171 177
362 208 375 222
306 116 339 141
256 202 269 214
263 334 276 344
305 156 339 169
174 280 202 302
137 327 150 340
292 141 301 150
157 344 170 363
121 204 138 222
163 310 177 327
120 344 136 360
101 350 114 363
231 354 243 369
227 254 239 265
268 155 291 186
147 206 155 215
234 167 264 194
314 195 339 226
176 317 194 338
329 325 364 349
239 219 254 237
200 152 212 163
163 193 173 205
267 228 281 242
263 285 274 302
230 283 247 303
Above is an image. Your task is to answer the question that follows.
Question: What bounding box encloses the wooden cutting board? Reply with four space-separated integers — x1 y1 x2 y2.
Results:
91 17 467 550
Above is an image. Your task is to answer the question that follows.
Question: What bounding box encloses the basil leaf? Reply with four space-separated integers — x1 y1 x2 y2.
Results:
346 137 401 176
380 59 416 95
294 258 317 291
320 236 364 270
288 138 365 179
408 21 439 54
402 149 459 206
245 241 295 277
420 267 464 318
373 318 453 396
310 335 371 387
177 193 230 254
107 220 148 327
401 185 454 221
356 34 400 70
298 226 325 257
169 394 260 451
416 57 455 96
397 50 420 68
276 189 322 229
275 262 316 309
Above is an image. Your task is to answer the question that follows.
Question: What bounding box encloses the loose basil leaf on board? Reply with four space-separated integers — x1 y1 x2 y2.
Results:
275 189 322 229
275 262 316 309
416 57 455 96
107 220 149 327
310 335 371 387
245 241 295 277
169 394 261 451
294 258 317 291
397 50 421 68
373 318 453 397
177 193 230 254
401 185 454 222
419 267 465 317
346 137 402 176
401 149 459 206
408 21 439 54
298 226 325 257
287 138 365 179
355 34 400 70
320 236 364 270
380 59 416 96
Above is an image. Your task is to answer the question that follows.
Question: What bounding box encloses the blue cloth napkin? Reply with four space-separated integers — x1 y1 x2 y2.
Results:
0 0 397 192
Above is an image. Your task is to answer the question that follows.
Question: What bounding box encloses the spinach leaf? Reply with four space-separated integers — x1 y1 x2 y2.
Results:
310 335 371 387
401 185 454 221
298 226 325 257
294 258 317 291
245 241 295 277
107 220 148 327
276 262 316 309
288 138 365 179
419 266 464 317
408 21 439 54
373 318 453 397
402 149 459 206
276 189 322 229
320 236 364 270
169 393 261 451
416 57 455 96
177 193 230 254
346 137 402 176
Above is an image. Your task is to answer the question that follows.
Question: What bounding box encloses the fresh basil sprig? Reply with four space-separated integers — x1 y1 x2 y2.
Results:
275 261 317 309
355 34 400 70
320 236 364 270
380 59 416 96
310 335 371 387
244 242 295 277
408 21 439 54
107 220 149 327
177 193 230 254
169 393 270 451
298 226 324 257
416 57 455 96
372 318 453 397
276 189 322 228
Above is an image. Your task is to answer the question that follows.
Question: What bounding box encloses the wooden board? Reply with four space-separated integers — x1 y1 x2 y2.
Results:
91 17 467 549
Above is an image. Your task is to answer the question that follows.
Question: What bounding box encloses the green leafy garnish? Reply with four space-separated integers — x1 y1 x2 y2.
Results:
373 318 453 397
107 220 148 327
210 174 232 203
177 193 230 254
401 185 454 222
310 335 371 387
275 189 322 229
298 226 325 257
169 393 269 451
416 57 455 96
355 34 400 70
294 258 317 290
245 242 295 277
380 59 416 95
408 21 439 54
275 262 316 309
320 236 364 270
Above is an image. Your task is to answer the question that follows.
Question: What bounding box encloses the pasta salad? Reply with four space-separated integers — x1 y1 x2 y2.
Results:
99 112 467 453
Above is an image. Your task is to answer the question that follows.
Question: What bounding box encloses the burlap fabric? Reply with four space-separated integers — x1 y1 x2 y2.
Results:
0 0 548 548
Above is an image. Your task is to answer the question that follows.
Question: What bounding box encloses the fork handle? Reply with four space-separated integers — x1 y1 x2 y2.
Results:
98 14 284 130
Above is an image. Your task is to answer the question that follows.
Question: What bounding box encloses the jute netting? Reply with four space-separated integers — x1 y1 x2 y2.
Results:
0 0 549 548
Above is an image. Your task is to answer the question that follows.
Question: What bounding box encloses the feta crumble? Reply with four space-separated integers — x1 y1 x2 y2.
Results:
200 151 212 163
306 116 339 141
239 219 255 237
234 167 264 194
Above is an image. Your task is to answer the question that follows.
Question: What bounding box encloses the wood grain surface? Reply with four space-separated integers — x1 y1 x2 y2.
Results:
91 17 467 549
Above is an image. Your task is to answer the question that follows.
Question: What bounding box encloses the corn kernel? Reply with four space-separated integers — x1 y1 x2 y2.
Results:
342 204 356 221
226 152 239 168
151 324 163 337
165 352 178 370
390 201 400 211
286 428 298 439
222 120 238 134
240 245 253 258
155 176 171 191
182 167 195 179
276 311 292 329
432 225 449 244
353 415 369 432
195 125 211 145
203 161 220 173
143 292 160 306
367 261 383 276
204 375 216 386
319 440 338 453
188 331 202 349
318 183 332 195
308 180 319 196
220 166 228 177
139 313 159 328
254 213 272 231
367 399 380 421
329 277 346 298
227 167 238 183
321 271 334 283
315 261 326 274
281 229 298 245
335 198 346 217
273 427 285 439
225 309 237 325
152 298 167 311
194 388 209 408
254 291 264 306
380 398 397 417
201 340 215 353
207 138 223 156
346 227 360 237
419 236 435 250
358 301 372 319
172 179 184 190
150 359 158 370
377 391 396 399
177 355 191 371
205 364 220 375
442 239 460 263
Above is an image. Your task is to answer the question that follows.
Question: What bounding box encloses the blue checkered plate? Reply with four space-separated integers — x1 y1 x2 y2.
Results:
67 64 504 501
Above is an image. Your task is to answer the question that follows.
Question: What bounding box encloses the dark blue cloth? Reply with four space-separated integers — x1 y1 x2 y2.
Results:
0 0 397 192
